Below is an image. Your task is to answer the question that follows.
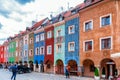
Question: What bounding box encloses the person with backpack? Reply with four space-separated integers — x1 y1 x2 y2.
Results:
10 64 18 80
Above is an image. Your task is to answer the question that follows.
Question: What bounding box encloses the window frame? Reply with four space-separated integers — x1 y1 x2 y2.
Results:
40 46 44 55
35 47 39 55
68 25 75 34
36 35 39 42
56 43 62 53
84 20 93 32
40 33 45 41
47 45 52 55
29 49 33 56
47 31 52 39
68 42 75 52
83 40 94 52
100 14 112 27
57 29 61 37
100 36 112 50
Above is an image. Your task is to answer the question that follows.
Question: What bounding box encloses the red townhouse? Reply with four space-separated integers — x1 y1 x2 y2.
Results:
0 45 4 63
44 23 54 73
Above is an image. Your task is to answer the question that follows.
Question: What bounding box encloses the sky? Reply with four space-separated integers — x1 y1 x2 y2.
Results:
0 0 84 44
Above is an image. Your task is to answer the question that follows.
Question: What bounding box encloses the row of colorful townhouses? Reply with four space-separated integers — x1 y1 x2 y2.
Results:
1 0 120 79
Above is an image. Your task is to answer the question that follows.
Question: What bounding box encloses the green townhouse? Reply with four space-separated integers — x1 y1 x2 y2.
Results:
53 13 66 74
8 37 16 63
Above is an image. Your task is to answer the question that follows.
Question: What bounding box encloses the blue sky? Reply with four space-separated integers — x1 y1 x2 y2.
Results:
0 0 84 44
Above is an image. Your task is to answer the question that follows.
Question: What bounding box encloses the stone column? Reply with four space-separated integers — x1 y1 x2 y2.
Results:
38 64 41 72
80 66 84 77
54 65 57 74
33 64 36 72
77 65 81 76
44 64 47 73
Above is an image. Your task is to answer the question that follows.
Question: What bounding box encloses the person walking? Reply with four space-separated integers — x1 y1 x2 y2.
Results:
10 64 18 80
65 66 70 78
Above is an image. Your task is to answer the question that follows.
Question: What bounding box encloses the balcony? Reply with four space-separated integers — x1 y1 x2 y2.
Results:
55 36 64 43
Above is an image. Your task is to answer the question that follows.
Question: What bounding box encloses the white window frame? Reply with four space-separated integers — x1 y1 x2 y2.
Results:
57 29 61 37
36 35 39 42
68 25 75 34
29 49 33 56
68 42 75 52
16 41 18 47
40 46 44 55
24 50 27 57
56 44 62 53
35 47 39 55
100 14 112 27
30 38 33 44
16 51 18 57
84 20 93 32
47 31 52 39
83 39 94 52
100 36 112 50
47 45 52 55
40 33 44 41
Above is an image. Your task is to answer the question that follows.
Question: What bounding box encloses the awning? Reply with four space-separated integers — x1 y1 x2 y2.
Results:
111 52 120 58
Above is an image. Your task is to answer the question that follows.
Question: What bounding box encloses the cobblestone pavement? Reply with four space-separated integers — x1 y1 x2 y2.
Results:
0 69 94 80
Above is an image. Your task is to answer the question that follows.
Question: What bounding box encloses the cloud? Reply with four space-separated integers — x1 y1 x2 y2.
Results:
15 0 35 5
0 0 83 44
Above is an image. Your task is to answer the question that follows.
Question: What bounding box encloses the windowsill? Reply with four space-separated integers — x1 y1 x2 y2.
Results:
84 50 93 53
85 29 92 32
40 40 44 41
68 32 75 35
68 50 75 52
101 48 111 51
100 24 110 28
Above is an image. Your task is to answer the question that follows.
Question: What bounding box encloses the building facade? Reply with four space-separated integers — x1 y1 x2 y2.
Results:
44 24 54 73
54 14 65 74
79 0 120 78
65 12 80 75
0 45 4 63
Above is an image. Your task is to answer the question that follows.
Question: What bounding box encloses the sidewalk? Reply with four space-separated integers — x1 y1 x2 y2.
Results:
42 72 94 80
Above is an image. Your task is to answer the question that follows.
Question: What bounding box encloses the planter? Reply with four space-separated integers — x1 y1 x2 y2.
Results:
102 75 105 78
94 76 100 80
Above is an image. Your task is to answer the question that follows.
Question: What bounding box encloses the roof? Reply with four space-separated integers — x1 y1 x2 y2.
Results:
31 18 48 30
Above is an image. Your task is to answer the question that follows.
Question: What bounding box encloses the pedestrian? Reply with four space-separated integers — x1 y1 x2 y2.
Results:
10 64 18 80
117 75 120 80
65 66 70 78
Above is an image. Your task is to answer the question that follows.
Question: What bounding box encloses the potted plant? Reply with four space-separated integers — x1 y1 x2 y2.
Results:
102 67 106 78
94 67 100 80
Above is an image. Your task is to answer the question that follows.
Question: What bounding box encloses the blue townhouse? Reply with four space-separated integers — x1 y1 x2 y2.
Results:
33 18 49 72
65 8 80 75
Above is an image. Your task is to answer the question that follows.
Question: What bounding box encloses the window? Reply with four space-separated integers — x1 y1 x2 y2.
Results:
84 20 93 31
40 47 44 55
57 30 61 37
24 50 27 57
16 41 18 47
16 52 18 57
30 38 33 44
56 44 62 53
40 33 44 41
100 37 112 50
36 47 39 55
68 42 75 51
84 40 93 51
36 35 39 42
47 45 52 55
25 39 27 44
68 25 75 34
100 14 111 27
29 49 33 56
47 31 52 39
